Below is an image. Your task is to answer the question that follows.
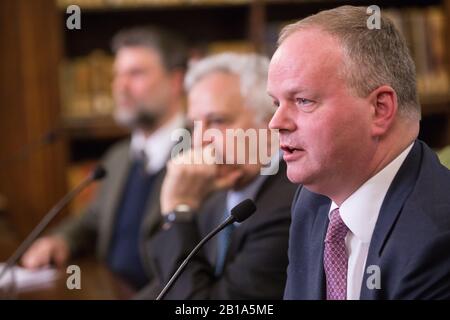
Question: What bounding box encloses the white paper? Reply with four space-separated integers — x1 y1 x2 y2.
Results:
0 263 58 292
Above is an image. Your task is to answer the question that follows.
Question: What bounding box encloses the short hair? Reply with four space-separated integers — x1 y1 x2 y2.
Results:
185 53 275 123
279 5 421 120
111 26 188 71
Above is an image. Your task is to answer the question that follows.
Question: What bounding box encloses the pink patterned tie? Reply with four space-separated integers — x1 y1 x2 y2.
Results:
324 208 349 300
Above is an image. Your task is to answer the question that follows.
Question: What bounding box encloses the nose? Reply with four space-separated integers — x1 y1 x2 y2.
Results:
269 104 296 132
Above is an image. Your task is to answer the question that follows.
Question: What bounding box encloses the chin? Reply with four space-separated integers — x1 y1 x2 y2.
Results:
286 163 321 187
286 166 306 184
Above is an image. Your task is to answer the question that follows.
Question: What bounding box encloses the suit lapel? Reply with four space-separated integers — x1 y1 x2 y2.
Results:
225 168 281 263
138 168 167 275
98 145 132 259
307 199 330 299
232 161 284 242
140 168 166 237
360 140 422 299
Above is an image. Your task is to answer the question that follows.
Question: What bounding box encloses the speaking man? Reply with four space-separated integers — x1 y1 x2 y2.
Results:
268 6 450 299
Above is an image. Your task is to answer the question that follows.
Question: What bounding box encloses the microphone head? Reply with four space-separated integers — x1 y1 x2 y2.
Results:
91 165 107 181
230 199 257 223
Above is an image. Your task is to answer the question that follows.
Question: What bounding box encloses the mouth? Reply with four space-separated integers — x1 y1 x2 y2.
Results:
280 144 305 161
281 144 304 153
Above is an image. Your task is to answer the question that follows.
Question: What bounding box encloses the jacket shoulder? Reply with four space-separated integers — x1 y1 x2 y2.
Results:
408 141 450 230
102 138 130 163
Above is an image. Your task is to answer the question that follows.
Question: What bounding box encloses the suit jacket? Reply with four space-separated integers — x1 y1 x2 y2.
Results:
55 139 164 279
142 161 298 299
284 140 450 300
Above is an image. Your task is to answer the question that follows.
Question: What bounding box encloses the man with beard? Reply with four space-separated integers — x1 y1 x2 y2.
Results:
21 26 187 290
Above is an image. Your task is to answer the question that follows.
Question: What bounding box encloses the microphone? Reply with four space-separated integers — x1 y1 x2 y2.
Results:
0 165 107 283
156 199 257 300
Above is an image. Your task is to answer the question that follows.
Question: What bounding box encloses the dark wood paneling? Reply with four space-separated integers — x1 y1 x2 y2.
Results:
0 0 68 239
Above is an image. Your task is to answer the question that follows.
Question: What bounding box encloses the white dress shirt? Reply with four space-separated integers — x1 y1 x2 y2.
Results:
328 143 414 300
130 113 185 174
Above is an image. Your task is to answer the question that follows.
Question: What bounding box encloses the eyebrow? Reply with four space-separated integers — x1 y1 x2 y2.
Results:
267 86 309 98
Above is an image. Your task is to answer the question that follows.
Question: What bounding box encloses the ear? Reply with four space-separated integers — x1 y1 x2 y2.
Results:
368 85 398 137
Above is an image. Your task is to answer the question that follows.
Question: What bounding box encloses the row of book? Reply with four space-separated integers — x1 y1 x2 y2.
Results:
384 6 449 99
60 50 115 119
60 41 254 119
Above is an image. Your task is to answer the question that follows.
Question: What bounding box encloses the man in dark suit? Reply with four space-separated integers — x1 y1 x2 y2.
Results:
21 27 187 290
138 53 297 299
267 6 450 299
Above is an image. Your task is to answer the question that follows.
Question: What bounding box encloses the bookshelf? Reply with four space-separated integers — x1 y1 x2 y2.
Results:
59 0 450 154
54 0 450 217
1 0 449 239
0 0 68 239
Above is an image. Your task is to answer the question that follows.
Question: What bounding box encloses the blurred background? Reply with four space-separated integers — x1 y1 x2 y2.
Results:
0 0 449 251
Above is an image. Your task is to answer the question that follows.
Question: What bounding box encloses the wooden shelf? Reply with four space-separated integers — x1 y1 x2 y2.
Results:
62 4 250 58
57 0 252 11
63 116 130 140
57 0 441 10
420 95 450 116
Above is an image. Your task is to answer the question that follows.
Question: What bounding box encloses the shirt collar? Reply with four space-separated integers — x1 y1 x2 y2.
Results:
329 143 414 243
130 113 185 174
225 152 282 215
